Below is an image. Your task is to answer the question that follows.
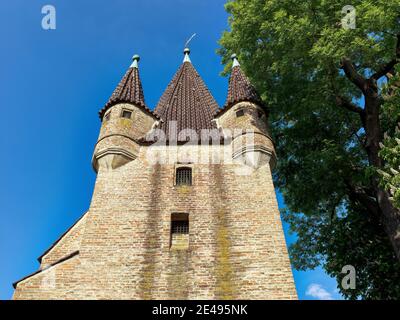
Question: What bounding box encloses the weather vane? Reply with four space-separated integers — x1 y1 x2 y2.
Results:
184 33 196 49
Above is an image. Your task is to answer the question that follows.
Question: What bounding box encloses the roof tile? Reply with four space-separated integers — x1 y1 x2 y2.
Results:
154 61 219 138
99 63 156 119
222 64 264 111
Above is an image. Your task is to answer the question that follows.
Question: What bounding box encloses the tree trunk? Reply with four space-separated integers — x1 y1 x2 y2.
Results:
364 83 400 260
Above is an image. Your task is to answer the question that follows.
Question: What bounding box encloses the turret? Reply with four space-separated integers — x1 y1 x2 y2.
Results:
92 55 159 172
215 54 276 169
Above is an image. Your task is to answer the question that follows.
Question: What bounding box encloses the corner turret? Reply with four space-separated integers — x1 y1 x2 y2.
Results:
215 54 276 169
92 55 159 172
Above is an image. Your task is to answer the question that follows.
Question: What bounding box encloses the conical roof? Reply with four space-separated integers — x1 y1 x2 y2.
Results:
154 49 219 137
99 55 154 119
223 54 264 109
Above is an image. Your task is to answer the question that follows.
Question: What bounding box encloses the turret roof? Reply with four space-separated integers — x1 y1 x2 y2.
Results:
218 54 264 115
99 55 157 119
154 48 219 137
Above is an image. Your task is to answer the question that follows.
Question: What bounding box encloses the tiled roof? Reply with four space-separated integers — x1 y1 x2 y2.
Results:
99 57 157 119
218 60 264 115
154 56 219 137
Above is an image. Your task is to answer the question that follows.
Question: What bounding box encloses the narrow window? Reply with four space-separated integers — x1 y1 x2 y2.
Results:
170 213 189 250
121 110 132 119
257 110 264 118
104 112 111 121
176 167 192 186
236 109 244 117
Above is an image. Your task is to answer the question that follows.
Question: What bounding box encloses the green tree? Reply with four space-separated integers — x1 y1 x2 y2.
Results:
379 127 400 209
379 68 400 209
219 0 400 298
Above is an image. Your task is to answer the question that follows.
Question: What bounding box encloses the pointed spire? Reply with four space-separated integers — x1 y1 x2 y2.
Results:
99 54 150 119
183 48 191 63
223 53 263 109
155 52 219 137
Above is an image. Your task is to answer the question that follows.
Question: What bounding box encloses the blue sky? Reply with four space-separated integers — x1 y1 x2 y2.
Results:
0 0 342 300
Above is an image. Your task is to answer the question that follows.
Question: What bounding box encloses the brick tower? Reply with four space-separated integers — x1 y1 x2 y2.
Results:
13 50 297 300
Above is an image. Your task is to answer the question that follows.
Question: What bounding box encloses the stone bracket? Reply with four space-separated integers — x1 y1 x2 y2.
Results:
92 147 137 172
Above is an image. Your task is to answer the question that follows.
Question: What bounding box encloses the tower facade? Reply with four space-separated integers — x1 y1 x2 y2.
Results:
13 51 297 300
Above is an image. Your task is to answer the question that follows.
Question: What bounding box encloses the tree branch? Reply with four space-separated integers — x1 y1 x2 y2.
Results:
335 95 364 115
327 63 366 127
340 57 368 93
335 94 366 128
371 34 400 80
371 59 398 80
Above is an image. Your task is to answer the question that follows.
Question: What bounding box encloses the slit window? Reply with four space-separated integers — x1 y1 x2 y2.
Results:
176 167 192 186
121 110 132 119
236 109 245 117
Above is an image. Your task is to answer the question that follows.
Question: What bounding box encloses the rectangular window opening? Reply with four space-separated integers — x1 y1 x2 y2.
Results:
170 213 189 250
236 109 245 117
176 167 192 186
121 110 132 119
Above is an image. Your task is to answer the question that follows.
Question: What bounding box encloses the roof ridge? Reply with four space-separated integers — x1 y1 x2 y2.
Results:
164 63 185 121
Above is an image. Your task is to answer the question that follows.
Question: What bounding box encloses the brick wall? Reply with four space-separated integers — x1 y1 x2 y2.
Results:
13 101 297 300
13 144 297 299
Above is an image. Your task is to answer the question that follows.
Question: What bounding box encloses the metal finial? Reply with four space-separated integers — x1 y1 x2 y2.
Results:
231 53 240 68
130 54 140 68
183 48 191 63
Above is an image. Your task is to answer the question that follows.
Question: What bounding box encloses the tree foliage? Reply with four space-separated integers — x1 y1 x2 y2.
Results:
379 68 400 209
379 128 400 209
219 0 400 299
